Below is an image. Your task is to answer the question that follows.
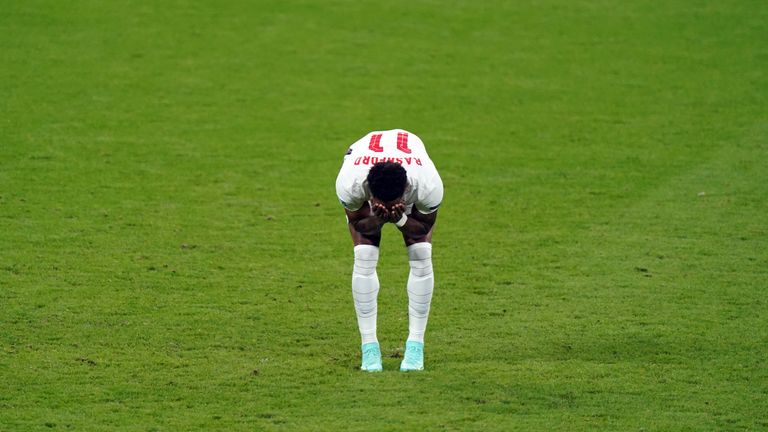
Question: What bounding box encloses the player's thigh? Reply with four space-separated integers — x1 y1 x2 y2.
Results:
402 228 432 247
347 222 382 247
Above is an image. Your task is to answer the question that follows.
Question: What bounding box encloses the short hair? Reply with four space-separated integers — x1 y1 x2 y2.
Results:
367 162 407 202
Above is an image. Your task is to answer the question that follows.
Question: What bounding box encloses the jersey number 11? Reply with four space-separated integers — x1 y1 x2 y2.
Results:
369 132 412 154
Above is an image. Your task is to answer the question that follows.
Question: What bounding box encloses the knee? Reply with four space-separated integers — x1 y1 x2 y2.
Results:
354 245 379 276
407 242 432 278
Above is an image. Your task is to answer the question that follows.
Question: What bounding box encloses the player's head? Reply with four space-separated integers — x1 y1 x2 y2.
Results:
367 162 407 203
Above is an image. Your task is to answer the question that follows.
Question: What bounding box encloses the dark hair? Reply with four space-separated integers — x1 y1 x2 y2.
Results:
367 162 407 201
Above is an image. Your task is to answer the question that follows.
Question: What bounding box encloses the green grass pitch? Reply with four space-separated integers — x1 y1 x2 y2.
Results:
1 1 767 430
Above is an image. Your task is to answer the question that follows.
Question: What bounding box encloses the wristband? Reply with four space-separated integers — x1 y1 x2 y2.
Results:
394 213 408 227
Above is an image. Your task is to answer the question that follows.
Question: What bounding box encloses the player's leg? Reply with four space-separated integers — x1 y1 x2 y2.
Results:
347 218 383 371
400 230 434 371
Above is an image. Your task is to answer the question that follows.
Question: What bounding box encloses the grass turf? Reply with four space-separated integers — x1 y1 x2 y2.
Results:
1 0 766 430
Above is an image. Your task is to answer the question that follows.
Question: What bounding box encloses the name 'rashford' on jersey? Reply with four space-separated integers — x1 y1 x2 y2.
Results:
335 129 443 214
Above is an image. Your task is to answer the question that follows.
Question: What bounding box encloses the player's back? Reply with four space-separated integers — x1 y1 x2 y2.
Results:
343 129 433 172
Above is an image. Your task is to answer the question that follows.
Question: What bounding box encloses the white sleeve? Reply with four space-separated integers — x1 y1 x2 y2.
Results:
414 173 443 214
335 172 365 211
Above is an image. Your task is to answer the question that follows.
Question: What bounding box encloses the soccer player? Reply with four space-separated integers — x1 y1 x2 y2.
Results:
335 129 443 372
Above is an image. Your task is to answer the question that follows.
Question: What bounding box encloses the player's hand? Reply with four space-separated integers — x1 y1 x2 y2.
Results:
371 202 391 224
389 203 406 222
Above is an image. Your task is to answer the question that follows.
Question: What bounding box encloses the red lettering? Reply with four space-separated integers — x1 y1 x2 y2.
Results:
396 158 403 164
415 158 422 166
367 132 415 155
397 132 412 154
404 157 412 165
368 134 384 152
362 156 371 165
354 157 362 165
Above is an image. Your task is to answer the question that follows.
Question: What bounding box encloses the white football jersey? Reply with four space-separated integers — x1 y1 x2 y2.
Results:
335 129 443 214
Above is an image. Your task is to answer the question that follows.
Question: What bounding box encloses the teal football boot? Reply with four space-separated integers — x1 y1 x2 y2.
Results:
399 341 424 372
360 342 383 372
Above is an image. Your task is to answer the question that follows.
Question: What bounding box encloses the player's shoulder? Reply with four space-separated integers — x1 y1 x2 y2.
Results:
335 167 368 210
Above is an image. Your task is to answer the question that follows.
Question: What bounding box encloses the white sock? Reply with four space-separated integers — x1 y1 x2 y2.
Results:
352 245 380 345
406 242 433 343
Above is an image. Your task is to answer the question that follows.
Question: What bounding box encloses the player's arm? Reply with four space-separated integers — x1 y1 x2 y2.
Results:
391 204 437 239
345 202 389 236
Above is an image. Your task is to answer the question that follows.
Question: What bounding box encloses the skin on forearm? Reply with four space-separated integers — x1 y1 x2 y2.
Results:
345 200 438 242
396 215 432 238
353 216 385 236
345 202 386 236
399 209 437 239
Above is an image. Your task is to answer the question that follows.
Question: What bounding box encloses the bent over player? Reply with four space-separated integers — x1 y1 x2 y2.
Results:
335 129 443 372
